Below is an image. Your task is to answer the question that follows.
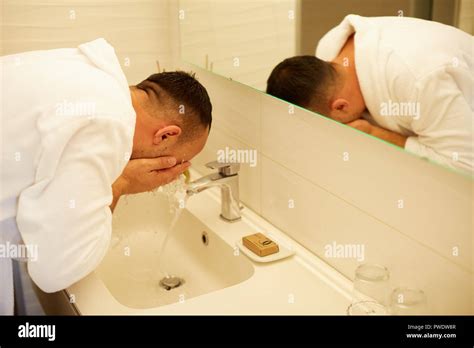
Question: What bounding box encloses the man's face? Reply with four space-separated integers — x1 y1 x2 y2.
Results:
160 127 209 165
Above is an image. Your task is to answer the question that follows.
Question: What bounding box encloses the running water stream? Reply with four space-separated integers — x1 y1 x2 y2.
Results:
154 175 188 278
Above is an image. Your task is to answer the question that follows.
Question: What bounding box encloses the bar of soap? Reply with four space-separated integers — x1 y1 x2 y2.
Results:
242 233 279 257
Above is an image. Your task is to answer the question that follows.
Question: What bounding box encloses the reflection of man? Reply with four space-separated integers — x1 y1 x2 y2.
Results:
267 15 473 172
0 38 211 314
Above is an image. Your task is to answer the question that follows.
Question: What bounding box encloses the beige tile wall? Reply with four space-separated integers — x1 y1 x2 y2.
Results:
1 0 175 84
186 63 473 314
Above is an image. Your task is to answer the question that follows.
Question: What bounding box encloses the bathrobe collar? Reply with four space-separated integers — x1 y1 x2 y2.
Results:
78 38 130 98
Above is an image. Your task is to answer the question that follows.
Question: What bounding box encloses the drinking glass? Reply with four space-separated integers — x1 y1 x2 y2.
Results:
352 263 391 306
390 287 427 315
347 301 388 315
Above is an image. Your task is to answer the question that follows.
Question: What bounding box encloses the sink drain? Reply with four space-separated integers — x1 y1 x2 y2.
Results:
159 275 184 291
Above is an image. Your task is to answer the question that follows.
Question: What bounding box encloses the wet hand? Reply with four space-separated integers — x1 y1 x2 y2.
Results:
114 156 191 196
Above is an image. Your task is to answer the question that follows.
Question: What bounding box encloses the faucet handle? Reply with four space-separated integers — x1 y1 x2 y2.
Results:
206 161 241 176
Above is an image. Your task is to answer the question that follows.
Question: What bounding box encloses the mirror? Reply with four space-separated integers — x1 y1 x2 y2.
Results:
179 0 298 91
179 0 434 90
179 0 473 176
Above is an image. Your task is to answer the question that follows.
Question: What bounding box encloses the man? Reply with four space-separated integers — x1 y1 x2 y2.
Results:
0 38 212 314
267 15 473 172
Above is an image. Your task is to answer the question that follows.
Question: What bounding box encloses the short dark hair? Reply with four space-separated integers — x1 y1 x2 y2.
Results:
136 71 212 134
266 56 337 114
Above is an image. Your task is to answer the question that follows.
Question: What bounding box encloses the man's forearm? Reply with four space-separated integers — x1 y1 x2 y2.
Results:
370 125 407 148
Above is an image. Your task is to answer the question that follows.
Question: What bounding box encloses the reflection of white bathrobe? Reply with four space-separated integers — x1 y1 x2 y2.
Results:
0 38 135 314
316 15 473 173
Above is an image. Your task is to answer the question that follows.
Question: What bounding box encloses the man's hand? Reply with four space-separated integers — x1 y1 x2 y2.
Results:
347 119 373 134
347 119 407 148
110 157 191 211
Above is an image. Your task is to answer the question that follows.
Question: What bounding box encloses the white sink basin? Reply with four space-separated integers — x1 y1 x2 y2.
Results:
96 191 254 309
59 169 353 315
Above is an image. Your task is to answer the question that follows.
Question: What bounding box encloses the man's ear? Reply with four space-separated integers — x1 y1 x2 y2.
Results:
329 98 353 123
331 98 349 112
153 125 182 144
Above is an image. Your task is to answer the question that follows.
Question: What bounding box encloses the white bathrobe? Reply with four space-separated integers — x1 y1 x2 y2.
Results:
0 38 135 314
316 15 473 173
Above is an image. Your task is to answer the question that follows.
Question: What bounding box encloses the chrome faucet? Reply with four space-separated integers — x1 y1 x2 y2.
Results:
186 161 242 222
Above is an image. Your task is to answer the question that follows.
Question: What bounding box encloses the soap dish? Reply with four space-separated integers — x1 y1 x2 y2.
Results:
236 238 295 263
